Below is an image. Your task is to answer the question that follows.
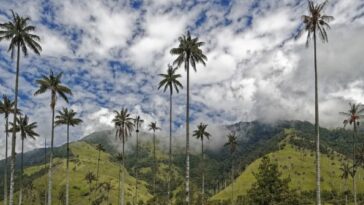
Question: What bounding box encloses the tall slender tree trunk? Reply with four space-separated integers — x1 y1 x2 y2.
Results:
153 130 156 200
121 134 125 205
345 178 348 205
231 163 234 205
135 129 139 204
4 116 9 205
9 43 21 205
44 137 47 205
353 123 357 205
118 163 121 205
168 92 172 205
313 29 321 205
201 138 205 205
66 124 70 205
48 104 55 205
96 149 101 200
18 137 24 205
185 59 190 205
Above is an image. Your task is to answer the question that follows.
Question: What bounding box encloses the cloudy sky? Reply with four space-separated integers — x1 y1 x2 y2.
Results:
0 0 363 157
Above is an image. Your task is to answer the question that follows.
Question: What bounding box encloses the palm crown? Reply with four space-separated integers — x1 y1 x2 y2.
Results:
55 107 83 127
0 95 16 118
299 0 334 46
113 108 134 141
340 103 364 127
0 10 42 58
96 144 105 152
158 65 183 95
9 115 39 140
134 115 144 133
224 133 238 154
34 71 72 109
148 122 161 132
170 31 207 71
193 123 210 141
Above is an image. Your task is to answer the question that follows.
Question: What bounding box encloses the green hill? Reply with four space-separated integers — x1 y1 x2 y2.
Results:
7 141 152 205
210 129 363 204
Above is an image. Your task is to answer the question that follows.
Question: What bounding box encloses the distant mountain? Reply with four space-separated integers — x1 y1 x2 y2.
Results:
210 128 364 204
0 120 362 203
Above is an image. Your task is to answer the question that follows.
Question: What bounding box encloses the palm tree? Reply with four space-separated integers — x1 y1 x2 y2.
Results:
158 64 183 204
224 133 238 205
85 171 96 203
340 103 364 205
115 153 124 205
95 144 105 190
102 182 113 205
298 2 333 204
34 71 72 205
340 163 351 205
133 115 143 204
193 123 210 205
0 10 42 205
148 121 161 199
113 108 134 205
0 95 16 204
55 108 82 205
9 114 39 205
170 31 207 204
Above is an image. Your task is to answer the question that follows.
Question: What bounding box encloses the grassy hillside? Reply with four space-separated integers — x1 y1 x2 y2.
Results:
4 141 152 205
210 133 363 203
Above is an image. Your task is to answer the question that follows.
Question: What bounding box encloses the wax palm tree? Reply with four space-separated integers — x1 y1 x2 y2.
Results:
113 108 134 205
34 71 72 205
170 31 207 204
298 2 333 204
193 123 210 205
55 108 82 205
0 10 42 205
9 114 39 205
95 144 105 190
340 163 351 205
224 133 238 205
57 187 66 205
158 64 183 204
148 121 161 198
133 115 143 204
85 171 96 203
102 182 113 205
115 153 123 205
0 95 16 204
340 103 364 205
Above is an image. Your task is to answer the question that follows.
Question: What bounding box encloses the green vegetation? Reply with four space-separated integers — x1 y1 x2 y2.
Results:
211 132 364 204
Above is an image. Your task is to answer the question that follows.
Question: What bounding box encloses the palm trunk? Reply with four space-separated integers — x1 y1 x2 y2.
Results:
9 43 21 205
185 59 190 205
121 135 125 205
153 130 156 200
168 92 172 205
88 183 92 203
118 163 121 205
314 29 321 205
44 137 47 205
353 123 357 205
48 104 55 205
201 138 205 205
66 124 70 205
135 130 139 205
18 137 24 205
231 163 234 205
4 116 9 205
96 149 101 199
345 178 348 205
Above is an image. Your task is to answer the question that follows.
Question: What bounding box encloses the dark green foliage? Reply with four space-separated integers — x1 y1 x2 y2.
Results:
246 156 301 205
